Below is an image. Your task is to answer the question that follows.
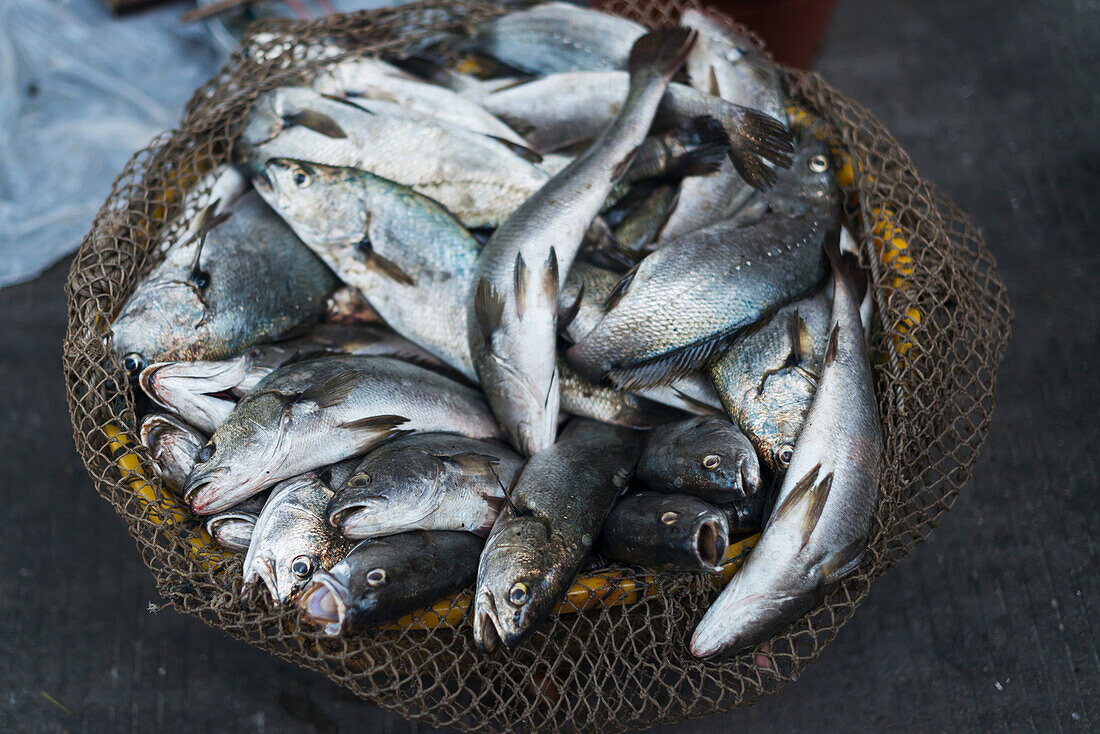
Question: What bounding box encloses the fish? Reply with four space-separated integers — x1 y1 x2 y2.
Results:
138 414 205 494
239 86 548 228
327 433 524 539
596 491 729 572
468 28 696 455
612 183 680 253
462 2 646 74
636 415 761 503
138 324 448 434
557 360 682 427
473 419 643 651
479 71 793 189
299 531 483 635
204 492 269 552
690 243 883 659
183 354 503 515
243 473 353 603
111 192 338 376
310 56 529 144
565 138 841 388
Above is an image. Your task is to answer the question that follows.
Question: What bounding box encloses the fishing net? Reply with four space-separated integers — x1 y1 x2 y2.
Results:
63 1 1012 730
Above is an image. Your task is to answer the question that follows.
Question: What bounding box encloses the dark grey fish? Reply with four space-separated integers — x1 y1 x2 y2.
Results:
299 531 483 635
690 243 882 659
565 139 841 389
328 433 524 539
597 491 729 572
637 415 761 502
473 419 643 651
111 192 338 377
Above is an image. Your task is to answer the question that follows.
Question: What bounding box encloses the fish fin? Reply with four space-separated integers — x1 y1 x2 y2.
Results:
475 495 505 536
823 324 840 367
821 543 865 583
629 27 698 79
607 329 739 390
318 92 375 115
282 109 347 138
727 109 795 191
558 283 585 336
670 386 725 416
297 371 361 409
474 277 505 344
603 262 639 311
611 146 640 182
492 112 537 139
663 116 730 178
281 348 337 368
513 252 529 321
757 310 807 395
357 235 416 286
338 413 410 438
770 463 821 525
543 248 560 303
824 231 868 302
441 452 500 476
707 66 721 97
800 471 833 550
486 134 543 163
584 219 647 271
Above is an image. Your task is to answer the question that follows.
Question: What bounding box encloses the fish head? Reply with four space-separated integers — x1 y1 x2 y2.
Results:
327 450 446 539
254 158 369 249
183 391 294 514
473 516 552 652
299 564 352 637
747 389 806 477
243 475 347 604
112 277 210 378
204 511 257 552
662 416 762 500
655 496 731 572
770 139 842 210
139 414 206 493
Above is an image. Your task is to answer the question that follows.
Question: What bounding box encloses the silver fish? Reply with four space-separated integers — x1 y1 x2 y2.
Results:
597 491 729 573
469 29 696 455
204 492 269 552
243 473 352 603
111 192 338 377
139 414 205 494
636 415 762 502
473 419 643 651
183 355 503 515
566 139 840 389
300 531 483 635
240 86 548 228
690 244 883 659
328 433 524 539
463 2 646 74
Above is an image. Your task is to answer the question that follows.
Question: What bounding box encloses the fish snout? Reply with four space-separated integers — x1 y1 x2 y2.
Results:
473 589 506 654
691 516 729 573
327 498 387 536
299 574 349 637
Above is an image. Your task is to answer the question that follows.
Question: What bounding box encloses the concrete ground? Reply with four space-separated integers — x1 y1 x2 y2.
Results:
1 0 1096 731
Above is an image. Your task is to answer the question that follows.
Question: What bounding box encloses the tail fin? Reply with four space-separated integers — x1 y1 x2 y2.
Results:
823 231 868 302
629 27 698 78
728 109 795 190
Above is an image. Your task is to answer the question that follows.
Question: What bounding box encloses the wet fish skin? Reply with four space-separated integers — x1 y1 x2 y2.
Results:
139 414 206 494
241 87 548 229
243 474 353 604
465 2 646 74
300 531 483 635
183 355 503 515
111 192 338 376
597 491 729 573
565 139 841 389
204 492 269 552
690 244 883 659
328 433 524 539
469 29 695 455
558 359 683 428
473 419 643 651
637 415 761 503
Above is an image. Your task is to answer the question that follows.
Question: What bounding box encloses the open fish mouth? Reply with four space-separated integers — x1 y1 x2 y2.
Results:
691 517 728 573
328 499 388 536
204 512 258 550
184 469 232 513
299 574 349 638
473 590 506 653
244 554 280 602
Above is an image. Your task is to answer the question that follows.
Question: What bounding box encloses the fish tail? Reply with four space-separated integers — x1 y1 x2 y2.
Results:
629 27 698 79
824 231 868 302
727 110 796 191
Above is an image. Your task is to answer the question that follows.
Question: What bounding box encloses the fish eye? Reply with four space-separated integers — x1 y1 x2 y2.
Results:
808 154 830 173
291 165 312 187
122 352 144 375
702 454 721 470
661 511 680 525
777 445 794 467
508 582 529 606
291 555 314 578
195 441 216 463
349 473 370 487
366 568 387 587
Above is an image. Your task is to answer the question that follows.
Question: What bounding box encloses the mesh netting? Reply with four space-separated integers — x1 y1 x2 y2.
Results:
62 1 1012 730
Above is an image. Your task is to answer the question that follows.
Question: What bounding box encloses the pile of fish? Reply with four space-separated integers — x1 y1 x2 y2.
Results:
112 3 882 659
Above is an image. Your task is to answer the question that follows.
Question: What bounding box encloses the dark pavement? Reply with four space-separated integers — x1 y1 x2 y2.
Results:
1 0 1097 731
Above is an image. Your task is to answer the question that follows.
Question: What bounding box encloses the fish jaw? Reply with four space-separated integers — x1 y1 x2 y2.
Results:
472 588 508 653
185 468 258 516
690 515 730 573
299 573 349 638
328 498 392 539
244 553 281 603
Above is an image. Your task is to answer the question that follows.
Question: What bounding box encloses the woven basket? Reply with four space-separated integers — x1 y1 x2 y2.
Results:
63 1 1012 730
